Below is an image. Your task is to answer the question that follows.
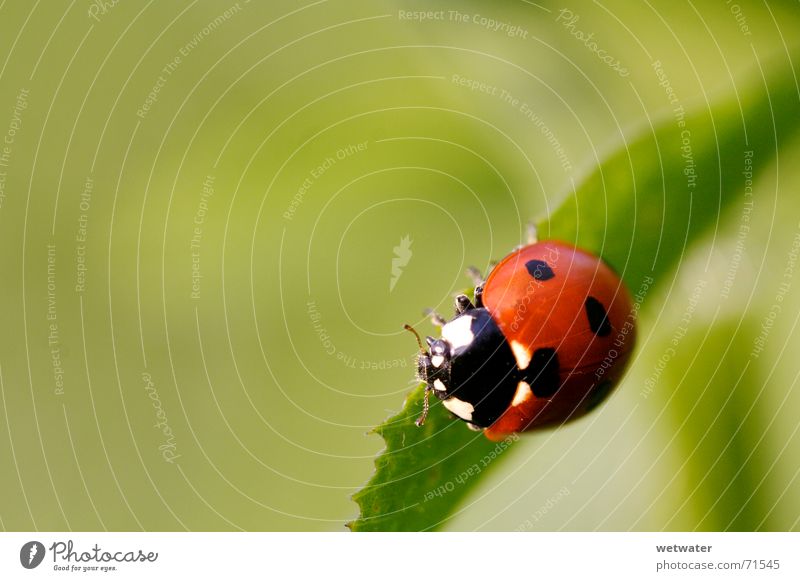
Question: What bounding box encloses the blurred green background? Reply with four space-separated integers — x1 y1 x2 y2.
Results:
1 0 799 531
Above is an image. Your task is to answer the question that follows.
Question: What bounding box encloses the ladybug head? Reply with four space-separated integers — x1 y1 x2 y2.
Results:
404 325 456 426
421 336 453 390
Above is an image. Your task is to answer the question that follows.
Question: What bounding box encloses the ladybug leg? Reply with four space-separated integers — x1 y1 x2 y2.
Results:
454 294 475 314
526 222 539 245
415 385 433 426
423 308 447 327
466 266 484 286
474 283 484 308
465 266 486 308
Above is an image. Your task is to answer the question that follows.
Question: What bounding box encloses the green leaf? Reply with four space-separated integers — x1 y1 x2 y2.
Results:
349 383 519 531
350 64 800 531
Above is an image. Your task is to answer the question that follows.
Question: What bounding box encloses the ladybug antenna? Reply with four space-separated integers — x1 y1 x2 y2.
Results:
403 324 428 355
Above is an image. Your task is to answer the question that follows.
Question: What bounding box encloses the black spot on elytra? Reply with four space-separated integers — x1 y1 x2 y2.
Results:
585 296 612 337
526 348 561 398
525 259 555 281
586 380 614 412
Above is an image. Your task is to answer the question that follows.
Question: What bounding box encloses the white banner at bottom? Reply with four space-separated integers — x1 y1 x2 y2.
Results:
0 532 796 580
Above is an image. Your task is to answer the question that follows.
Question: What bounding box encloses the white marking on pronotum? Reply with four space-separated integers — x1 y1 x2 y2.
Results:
431 355 444 367
443 397 474 421
441 315 474 350
512 381 532 406
433 379 446 392
510 339 532 370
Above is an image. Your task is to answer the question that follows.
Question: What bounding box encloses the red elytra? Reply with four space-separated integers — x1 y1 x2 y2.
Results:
481 240 636 441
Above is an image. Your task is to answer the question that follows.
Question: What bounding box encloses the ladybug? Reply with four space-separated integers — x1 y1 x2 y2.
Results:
406 228 636 441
